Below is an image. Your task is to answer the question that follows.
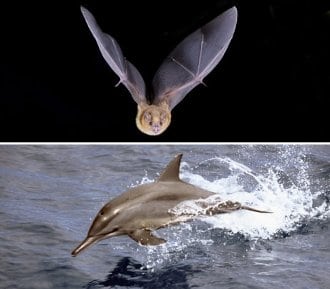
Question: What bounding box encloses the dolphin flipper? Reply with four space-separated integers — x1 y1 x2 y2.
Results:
129 229 166 245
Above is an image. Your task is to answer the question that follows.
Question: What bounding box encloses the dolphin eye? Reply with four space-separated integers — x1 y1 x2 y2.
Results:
99 211 104 216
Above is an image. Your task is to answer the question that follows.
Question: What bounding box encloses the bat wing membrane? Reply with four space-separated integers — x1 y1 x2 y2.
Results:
81 7 147 104
152 7 237 110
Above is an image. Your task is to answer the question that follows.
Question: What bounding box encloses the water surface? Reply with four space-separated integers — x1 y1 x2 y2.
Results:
1 145 329 288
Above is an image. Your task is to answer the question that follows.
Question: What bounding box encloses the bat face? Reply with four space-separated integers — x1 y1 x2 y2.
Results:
136 102 171 135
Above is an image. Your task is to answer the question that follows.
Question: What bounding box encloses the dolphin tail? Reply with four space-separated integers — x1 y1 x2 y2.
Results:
240 205 273 213
205 201 272 215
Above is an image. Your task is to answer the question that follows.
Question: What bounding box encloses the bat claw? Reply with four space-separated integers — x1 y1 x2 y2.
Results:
115 80 122 87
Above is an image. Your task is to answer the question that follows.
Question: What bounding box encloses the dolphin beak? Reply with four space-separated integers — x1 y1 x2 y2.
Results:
71 235 103 257
71 229 121 256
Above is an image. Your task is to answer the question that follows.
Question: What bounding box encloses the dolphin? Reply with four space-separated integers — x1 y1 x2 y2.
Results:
72 154 270 256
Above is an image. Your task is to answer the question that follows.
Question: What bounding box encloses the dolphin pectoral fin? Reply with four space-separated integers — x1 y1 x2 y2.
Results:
129 229 166 246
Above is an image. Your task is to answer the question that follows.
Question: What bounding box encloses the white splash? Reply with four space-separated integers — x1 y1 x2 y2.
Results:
130 148 328 244
176 151 327 240
128 146 329 271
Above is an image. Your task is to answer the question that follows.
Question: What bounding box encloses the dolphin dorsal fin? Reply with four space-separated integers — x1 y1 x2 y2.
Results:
157 154 183 182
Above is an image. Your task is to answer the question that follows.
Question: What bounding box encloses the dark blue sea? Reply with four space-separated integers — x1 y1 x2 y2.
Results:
1 144 329 288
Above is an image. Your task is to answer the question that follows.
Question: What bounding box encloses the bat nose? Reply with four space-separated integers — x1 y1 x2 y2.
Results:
152 124 161 134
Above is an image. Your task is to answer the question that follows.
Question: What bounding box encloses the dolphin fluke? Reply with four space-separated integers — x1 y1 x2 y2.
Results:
240 205 273 214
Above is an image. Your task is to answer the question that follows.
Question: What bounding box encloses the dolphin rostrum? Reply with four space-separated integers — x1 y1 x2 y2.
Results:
72 154 270 256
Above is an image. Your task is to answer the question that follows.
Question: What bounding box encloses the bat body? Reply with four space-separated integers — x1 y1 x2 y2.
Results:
81 6 237 135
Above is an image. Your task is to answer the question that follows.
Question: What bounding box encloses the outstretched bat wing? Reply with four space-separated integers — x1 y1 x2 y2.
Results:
81 6 147 104
152 7 237 110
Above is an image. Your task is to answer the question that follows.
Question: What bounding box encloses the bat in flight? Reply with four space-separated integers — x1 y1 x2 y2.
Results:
80 6 237 136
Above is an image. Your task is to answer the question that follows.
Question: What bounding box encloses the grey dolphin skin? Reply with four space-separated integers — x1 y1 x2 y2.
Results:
72 154 270 256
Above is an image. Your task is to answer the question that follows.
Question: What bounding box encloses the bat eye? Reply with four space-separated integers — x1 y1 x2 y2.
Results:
99 211 104 216
159 121 163 126
149 121 153 126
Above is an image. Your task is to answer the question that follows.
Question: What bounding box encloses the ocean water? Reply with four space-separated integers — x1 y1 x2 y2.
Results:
0 144 329 289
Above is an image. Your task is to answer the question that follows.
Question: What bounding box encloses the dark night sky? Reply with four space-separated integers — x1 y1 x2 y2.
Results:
1 0 329 141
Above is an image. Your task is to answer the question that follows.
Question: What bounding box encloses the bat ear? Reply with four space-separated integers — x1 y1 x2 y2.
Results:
151 6 237 110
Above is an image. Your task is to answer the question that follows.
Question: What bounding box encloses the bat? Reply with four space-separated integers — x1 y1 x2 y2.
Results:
80 6 237 136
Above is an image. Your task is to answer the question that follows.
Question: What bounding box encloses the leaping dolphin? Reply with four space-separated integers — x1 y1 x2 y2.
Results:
72 154 270 256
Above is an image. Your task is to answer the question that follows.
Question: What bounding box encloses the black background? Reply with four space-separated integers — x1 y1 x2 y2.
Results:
1 0 329 141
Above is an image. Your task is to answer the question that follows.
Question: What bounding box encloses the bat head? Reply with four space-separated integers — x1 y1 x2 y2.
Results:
136 103 171 135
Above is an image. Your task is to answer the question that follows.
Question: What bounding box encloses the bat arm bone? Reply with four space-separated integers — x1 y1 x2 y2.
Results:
170 57 206 86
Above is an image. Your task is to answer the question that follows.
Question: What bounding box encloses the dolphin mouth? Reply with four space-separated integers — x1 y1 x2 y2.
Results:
71 235 106 257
